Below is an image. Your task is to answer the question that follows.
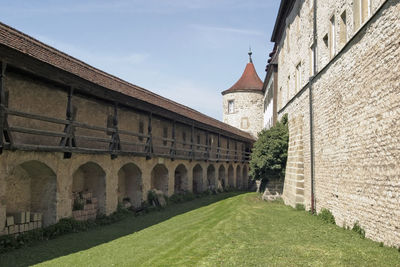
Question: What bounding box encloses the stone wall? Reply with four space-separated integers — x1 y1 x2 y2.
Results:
276 0 400 246
0 150 250 233
223 91 264 138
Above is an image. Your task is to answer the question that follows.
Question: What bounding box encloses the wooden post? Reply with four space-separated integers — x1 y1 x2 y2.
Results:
145 112 153 159
234 141 238 162
0 62 12 153
205 131 209 161
190 122 194 161
60 86 76 158
217 133 221 162
0 62 5 154
170 120 176 160
109 103 121 159
226 137 230 162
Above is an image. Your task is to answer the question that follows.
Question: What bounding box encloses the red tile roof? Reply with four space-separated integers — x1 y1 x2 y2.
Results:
0 22 255 141
221 61 263 95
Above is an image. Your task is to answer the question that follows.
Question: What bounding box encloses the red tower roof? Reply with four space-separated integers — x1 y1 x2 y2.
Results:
222 51 263 95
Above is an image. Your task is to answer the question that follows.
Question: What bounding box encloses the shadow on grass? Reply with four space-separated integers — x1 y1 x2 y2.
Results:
0 191 246 267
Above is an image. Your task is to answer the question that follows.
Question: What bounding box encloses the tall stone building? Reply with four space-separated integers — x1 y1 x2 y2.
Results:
264 0 400 246
222 51 264 138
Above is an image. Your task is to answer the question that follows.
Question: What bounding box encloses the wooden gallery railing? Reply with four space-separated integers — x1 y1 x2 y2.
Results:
0 64 251 162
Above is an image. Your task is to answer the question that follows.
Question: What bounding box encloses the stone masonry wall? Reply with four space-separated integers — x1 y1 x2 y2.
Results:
277 0 400 246
223 91 264 138
0 150 250 233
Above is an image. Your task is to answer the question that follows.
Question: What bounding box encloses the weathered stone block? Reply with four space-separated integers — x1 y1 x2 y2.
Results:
25 211 30 223
6 216 14 226
11 212 24 224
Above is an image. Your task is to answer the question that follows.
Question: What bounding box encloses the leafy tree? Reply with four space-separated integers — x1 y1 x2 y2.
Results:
250 114 289 183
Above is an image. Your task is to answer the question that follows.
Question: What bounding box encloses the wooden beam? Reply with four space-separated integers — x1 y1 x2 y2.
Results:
60 87 76 158
109 103 121 159
0 61 5 154
170 120 176 160
0 47 253 143
145 112 153 159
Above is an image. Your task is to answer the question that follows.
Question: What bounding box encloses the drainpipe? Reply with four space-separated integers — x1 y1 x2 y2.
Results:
309 0 318 214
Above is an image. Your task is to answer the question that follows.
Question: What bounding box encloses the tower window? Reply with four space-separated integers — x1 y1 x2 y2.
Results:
228 100 234 114
241 117 249 129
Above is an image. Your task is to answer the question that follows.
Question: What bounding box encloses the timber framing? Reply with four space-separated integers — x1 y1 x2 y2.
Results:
0 22 253 162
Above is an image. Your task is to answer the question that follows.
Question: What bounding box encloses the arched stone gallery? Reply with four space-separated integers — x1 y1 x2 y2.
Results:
5 160 57 227
192 164 203 194
174 164 188 193
151 164 169 195
72 162 106 214
118 163 142 208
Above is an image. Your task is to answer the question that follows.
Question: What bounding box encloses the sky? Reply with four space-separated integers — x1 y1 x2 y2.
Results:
0 0 281 121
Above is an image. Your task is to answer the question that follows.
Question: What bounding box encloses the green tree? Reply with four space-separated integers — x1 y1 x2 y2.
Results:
250 114 289 183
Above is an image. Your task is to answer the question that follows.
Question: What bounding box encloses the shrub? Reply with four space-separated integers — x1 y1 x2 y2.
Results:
250 114 289 184
352 222 365 238
317 209 336 224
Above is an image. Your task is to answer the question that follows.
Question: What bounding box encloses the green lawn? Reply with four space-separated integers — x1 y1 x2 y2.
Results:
1 193 399 266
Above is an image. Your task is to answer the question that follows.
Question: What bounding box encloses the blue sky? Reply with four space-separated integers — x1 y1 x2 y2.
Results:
0 0 280 120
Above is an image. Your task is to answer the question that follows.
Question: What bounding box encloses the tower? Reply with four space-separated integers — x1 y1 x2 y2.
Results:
221 50 264 138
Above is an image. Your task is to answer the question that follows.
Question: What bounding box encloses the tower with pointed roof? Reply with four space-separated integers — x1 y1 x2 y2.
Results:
221 50 264 138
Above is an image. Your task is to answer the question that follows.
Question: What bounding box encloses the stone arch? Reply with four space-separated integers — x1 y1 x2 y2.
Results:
192 164 203 194
228 165 234 188
218 165 226 189
207 165 216 190
236 165 242 189
242 165 248 190
6 160 57 227
174 164 188 193
118 163 142 208
151 164 169 195
72 162 106 215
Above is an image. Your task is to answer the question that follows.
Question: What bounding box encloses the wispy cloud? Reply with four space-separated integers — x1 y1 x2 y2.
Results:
190 24 264 36
1 0 277 16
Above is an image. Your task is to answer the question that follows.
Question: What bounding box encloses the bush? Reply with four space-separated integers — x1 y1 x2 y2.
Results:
352 222 365 238
250 114 289 184
295 204 305 211
317 209 336 224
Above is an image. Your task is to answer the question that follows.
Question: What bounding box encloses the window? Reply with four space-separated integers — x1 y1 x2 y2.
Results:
323 33 329 48
330 16 336 57
228 100 234 114
339 11 347 48
241 117 249 129
310 43 316 76
296 62 302 92
354 0 371 30
163 127 168 146
139 121 144 141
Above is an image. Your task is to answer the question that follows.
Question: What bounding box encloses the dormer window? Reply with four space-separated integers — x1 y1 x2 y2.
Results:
228 100 234 114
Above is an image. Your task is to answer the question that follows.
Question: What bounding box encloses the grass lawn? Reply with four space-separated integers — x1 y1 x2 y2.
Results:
1 193 399 266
